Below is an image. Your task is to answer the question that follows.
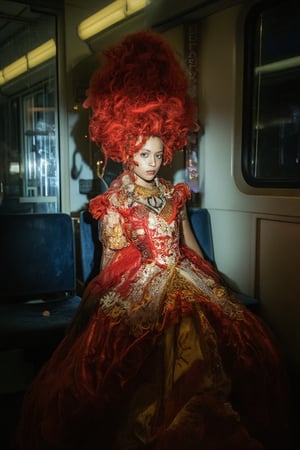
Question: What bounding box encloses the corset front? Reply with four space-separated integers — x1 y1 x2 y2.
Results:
125 203 181 267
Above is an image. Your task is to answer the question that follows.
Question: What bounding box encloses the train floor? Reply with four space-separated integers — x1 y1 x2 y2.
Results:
0 351 299 450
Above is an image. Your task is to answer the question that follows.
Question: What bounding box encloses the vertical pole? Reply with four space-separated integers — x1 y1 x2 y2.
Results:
184 22 201 207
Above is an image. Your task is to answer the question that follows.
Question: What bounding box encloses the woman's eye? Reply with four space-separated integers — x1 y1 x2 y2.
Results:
139 152 162 159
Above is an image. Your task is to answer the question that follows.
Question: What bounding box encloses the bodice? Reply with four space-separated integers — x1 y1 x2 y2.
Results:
89 171 191 268
124 202 181 267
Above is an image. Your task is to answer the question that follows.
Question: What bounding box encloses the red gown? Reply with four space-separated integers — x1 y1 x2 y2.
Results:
17 171 290 450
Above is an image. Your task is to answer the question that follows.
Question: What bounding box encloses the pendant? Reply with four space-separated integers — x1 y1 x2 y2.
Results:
146 195 166 213
134 194 166 214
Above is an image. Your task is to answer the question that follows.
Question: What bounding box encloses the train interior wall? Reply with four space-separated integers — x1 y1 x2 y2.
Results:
0 0 298 382
0 1 299 448
64 0 300 366
196 4 300 366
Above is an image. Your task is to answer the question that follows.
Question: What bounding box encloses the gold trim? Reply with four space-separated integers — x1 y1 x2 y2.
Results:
134 184 161 198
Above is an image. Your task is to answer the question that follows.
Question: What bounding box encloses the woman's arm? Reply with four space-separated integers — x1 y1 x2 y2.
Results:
100 245 116 271
181 206 204 258
99 208 128 270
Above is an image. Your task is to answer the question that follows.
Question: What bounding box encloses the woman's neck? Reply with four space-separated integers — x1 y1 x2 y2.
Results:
134 174 156 188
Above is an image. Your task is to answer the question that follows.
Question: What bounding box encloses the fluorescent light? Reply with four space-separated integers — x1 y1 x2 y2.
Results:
27 39 56 69
78 0 126 40
3 56 27 81
0 70 5 85
0 39 56 85
126 0 148 15
78 0 149 40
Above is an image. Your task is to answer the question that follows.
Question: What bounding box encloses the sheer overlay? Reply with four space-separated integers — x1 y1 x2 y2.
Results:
17 172 290 450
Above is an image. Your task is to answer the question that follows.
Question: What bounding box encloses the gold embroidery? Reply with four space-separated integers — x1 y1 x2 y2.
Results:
213 287 227 298
103 224 127 249
134 185 174 222
133 194 166 214
159 201 174 222
128 180 169 214
102 210 127 250
134 184 161 197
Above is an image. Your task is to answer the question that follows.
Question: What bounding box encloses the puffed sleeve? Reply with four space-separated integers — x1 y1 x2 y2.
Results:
89 193 110 221
172 182 191 210
101 208 128 250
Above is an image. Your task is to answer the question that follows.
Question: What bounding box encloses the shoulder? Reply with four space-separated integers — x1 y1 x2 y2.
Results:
157 178 191 207
89 172 130 220
174 181 191 199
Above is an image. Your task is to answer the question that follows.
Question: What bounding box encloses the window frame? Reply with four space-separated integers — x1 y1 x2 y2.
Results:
242 0 300 189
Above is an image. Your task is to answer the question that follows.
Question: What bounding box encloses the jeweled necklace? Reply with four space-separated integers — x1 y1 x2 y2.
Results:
134 183 160 197
133 179 166 214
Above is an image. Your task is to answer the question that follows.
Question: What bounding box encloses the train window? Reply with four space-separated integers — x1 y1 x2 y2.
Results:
0 2 61 213
242 0 300 188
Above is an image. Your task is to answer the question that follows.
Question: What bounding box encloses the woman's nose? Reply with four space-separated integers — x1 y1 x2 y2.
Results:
148 156 156 166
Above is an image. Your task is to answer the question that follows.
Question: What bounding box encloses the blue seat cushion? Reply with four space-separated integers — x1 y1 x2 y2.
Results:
0 296 81 349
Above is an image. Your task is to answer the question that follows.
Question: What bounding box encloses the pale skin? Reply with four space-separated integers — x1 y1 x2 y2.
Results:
132 136 204 259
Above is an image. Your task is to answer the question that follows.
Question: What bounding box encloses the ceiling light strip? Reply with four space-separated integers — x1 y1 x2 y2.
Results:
0 39 56 85
78 0 149 41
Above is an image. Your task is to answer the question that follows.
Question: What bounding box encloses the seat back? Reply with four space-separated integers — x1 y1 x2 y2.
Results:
79 210 102 285
0 213 77 301
188 208 215 263
0 213 81 351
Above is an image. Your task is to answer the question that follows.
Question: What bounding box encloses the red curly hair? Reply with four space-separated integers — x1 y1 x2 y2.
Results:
83 30 197 165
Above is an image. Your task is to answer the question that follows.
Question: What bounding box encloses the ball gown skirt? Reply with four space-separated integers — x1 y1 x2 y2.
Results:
16 176 290 450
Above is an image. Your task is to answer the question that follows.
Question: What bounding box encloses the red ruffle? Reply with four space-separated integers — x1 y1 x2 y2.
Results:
89 193 110 220
84 244 141 298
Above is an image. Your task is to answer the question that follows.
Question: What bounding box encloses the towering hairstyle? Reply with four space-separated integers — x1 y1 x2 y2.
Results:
84 31 197 165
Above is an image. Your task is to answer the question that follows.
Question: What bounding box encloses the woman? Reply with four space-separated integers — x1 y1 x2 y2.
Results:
17 31 290 450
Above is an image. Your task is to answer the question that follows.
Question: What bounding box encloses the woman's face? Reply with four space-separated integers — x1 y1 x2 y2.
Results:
133 136 163 186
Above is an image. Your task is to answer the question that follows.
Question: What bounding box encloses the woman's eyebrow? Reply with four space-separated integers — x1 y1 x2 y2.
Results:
142 148 163 153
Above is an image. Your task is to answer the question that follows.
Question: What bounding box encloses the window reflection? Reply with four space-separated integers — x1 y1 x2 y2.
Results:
242 0 300 188
0 1 59 213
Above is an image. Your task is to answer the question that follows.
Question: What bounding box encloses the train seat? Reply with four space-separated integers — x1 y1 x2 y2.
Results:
79 208 260 314
79 210 102 286
0 213 82 352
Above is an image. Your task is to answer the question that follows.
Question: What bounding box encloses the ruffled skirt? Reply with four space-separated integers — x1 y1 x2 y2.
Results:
17 255 290 450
